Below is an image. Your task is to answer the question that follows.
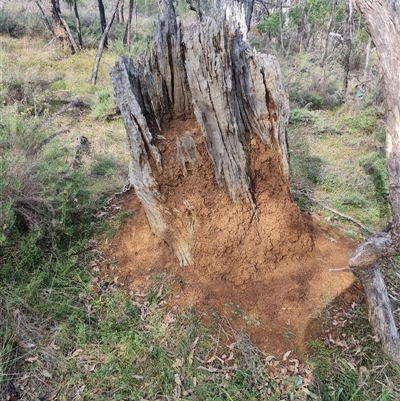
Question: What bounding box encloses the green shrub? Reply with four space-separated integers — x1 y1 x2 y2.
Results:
254 13 280 36
91 153 123 178
91 90 119 121
50 79 67 91
0 110 95 247
0 7 47 38
289 108 317 124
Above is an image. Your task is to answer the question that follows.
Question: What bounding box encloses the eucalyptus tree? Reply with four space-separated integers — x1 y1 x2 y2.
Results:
349 0 400 363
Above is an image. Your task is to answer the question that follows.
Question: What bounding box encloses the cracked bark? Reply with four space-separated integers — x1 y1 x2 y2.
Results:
110 0 288 266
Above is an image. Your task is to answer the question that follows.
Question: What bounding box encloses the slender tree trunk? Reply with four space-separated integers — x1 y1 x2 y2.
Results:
98 0 108 49
278 0 285 54
321 0 338 85
91 0 120 84
123 0 134 46
362 36 371 83
117 0 125 23
341 0 352 101
35 0 55 36
73 0 83 48
349 0 400 363
48 0 78 54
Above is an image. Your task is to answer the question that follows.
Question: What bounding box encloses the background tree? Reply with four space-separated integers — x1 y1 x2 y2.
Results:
117 0 125 23
123 0 135 46
98 0 108 48
91 0 121 84
48 0 78 53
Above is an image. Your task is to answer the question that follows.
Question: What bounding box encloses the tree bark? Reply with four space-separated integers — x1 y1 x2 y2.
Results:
98 0 108 49
110 0 290 266
73 0 83 48
242 0 255 32
350 0 400 363
321 0 338 86
91 0 120 84
123 0 134 46
117 0 125 23
36 0 55 36
341 0 352 101
48 0 78 54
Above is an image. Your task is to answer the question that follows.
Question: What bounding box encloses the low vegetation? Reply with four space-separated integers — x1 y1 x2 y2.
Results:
1 1 400 400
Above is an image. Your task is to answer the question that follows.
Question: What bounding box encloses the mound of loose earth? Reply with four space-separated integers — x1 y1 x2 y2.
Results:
100 118 357 358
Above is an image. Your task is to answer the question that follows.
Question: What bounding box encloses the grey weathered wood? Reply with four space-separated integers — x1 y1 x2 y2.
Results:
176 132 202 177
111 0 289 266
185 2 289 204
349 0 400 363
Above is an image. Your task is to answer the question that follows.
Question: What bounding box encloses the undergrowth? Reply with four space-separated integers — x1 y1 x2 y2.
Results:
1 6 399 401
310 265 400 401
288 105 389 232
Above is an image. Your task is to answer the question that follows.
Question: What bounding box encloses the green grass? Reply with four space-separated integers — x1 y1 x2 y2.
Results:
310 294 400 401
1 9 399 401
288 105 389 232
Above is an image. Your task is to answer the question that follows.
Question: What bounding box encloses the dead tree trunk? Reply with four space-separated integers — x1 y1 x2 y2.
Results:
349 0 400 363
111 0 294 268
111 0 292 266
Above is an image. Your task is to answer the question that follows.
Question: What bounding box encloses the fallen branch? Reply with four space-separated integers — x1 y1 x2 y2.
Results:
30 126 70 155
45 99 91 128
329 267 353 272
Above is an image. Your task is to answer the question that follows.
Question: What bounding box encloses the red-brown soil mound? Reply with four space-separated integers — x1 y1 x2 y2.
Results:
101 118 357 358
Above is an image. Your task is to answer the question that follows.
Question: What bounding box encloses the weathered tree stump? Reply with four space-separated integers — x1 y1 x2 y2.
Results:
110 0 301 269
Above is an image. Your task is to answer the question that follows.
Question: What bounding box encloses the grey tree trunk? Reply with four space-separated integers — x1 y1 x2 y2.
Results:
321 0 338 85
98 0 108 48
110 0 289 267
91 0 120 84
48 0 78 54
117 0 125 23
350 0 400 363
341 0 352 101
73 0 83 48
123 0 134 46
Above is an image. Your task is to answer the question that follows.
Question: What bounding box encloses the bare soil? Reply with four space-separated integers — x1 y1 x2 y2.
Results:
101 118 359 359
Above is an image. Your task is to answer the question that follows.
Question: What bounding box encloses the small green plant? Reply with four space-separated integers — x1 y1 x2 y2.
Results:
91 90 119 121
91 154 123 178
50 79 67 91
254 13 280 36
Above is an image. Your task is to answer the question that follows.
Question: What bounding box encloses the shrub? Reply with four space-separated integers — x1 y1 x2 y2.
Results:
254 13 280 36
91 90 120 121
0 111 94 247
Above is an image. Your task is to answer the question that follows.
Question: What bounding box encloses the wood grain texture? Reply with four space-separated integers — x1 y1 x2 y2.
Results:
111 0 289 266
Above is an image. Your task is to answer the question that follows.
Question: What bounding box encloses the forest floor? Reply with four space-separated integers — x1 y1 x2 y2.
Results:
98 116 359 360
2 31 400 401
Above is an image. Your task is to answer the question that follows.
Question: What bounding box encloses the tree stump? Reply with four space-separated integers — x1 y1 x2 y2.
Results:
110 0 312 269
